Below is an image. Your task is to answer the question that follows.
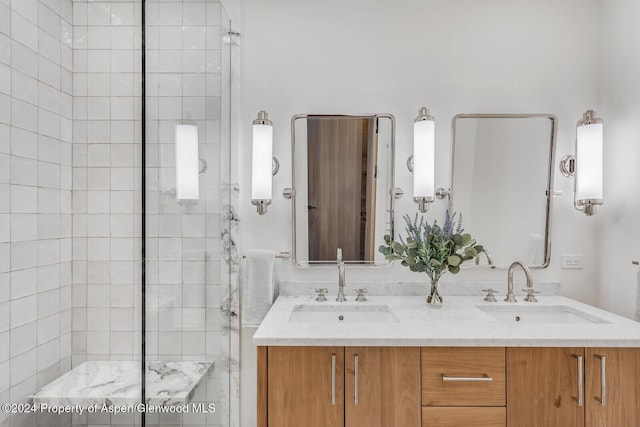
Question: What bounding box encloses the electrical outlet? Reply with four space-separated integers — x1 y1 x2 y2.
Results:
561 255 583 269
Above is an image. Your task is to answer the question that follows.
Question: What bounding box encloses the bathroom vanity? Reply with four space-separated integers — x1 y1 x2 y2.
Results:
253 296 640 427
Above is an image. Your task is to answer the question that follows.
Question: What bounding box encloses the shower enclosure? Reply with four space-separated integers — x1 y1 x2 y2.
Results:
0 0 237 426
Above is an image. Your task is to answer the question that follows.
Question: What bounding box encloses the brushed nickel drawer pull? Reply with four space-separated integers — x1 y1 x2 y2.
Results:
572 354 584 406
331 354 336 405
595 354 606 407
354 354 359 406
441 373 493 382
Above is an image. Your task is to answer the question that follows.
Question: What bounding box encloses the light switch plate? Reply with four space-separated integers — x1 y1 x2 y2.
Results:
561 255 584 269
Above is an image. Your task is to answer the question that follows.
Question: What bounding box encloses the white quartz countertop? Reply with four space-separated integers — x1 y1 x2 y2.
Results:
253 296 640 347
31 360 213 408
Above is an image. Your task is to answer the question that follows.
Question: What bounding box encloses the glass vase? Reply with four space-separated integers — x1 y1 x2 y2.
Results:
426 276 444 306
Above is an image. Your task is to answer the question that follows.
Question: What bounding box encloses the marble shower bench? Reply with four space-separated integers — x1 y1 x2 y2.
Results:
30 360 213 408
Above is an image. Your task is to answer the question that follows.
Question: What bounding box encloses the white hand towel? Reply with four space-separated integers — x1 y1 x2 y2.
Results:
635 269 640 322
242 250 276 327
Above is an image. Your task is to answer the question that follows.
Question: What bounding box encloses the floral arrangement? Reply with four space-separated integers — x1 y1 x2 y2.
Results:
379 211 483 304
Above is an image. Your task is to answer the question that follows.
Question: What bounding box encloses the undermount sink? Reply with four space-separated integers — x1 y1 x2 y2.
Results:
289 304 399 323
477 305 610 324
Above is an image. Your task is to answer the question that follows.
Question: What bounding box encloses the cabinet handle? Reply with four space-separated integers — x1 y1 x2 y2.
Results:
441 374 493 382
595 354 606 407
331 354 336 405
354 354 359 406
572 354 584 407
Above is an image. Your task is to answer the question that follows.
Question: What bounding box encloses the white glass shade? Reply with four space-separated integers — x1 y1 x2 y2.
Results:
413 119 436 199
175 124 199 200
575 123 603 202
251 123 273 200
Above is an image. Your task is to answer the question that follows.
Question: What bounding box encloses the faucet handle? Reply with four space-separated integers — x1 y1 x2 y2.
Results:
315 288 328 302
522 288 540 303
355 288 368 302
482 288 498 302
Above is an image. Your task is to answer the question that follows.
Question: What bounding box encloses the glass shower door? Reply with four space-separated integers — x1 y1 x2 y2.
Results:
143 1 234 426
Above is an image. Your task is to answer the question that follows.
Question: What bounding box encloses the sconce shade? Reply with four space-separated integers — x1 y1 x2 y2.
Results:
575 110 603 215
175 124 199 200
251 111 274 213
413 108 436 212
575 122 603 202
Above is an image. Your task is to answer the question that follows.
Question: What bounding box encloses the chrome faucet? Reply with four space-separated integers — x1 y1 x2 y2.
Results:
505 261 533 303
336 248 346 302
475 249 495 268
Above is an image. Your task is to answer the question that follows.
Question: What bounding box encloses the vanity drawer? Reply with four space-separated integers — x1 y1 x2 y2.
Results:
422 347 505 406
422 407 506 427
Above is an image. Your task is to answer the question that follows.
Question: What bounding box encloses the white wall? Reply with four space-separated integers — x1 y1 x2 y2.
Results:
240 0 601 300
597 0 640 318
238 0 604 424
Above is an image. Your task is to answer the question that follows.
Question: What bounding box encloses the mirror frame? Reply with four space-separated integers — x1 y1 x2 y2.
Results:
449 113 558 269
289 113 397 267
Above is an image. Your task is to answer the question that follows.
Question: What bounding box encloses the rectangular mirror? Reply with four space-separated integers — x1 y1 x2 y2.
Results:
450 114 557 268
290 114 396 266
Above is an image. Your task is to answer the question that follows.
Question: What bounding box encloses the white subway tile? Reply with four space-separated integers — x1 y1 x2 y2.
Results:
10 348 36 386
86 307 109 330
37 314 59 346
10 214 37 242
158 3 182 26
10 185 38 213
11 127 38 159
183 26 206 50
10 295 37 328
10 321 36 357
87 50 110 72
11 12 38 51
87 3 110 26
11 98 38 132
37 289 60 319
37 339 59 370
0 302 8 332
110 4 134 26
86 331 109 354
38 56 60 90
183 3 206 26
87 26 110 50
87 73 111 97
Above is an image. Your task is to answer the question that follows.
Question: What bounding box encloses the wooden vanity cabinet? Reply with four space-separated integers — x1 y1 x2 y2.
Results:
422 347 506 427
264 346 345 427
507 347 585 427
259 346 420 427
507 347 640 427
584 348 640 427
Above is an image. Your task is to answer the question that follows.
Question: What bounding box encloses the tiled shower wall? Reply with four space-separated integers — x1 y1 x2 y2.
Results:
70 0 142 365
0 0 74 426
143 2 231 425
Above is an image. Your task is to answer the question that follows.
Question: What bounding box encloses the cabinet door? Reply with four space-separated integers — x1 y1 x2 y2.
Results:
585 348 640 427
267 346 344 427
507 348 585 427
422 407 506 427
345 347 421 427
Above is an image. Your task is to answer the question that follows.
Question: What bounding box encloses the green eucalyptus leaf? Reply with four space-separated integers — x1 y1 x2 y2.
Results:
452 234 463 245
391 241 405 253
447 255 461 267
405 256 416 265
429 258 442 267
448 265 461 274
474 245 484 253
464 247 478 258
462 233 472 244
384 235 392 244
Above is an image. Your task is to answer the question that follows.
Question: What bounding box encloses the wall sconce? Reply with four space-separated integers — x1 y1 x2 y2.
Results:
251 110 279 215
411 107 436 212
560 110 604 216
175 124 200 200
